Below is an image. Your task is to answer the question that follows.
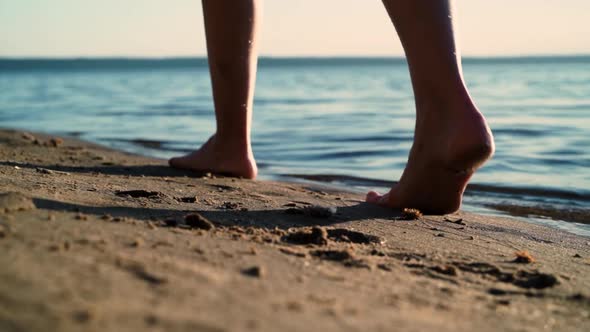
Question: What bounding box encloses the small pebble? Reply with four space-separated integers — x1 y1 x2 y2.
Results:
242 265 265 278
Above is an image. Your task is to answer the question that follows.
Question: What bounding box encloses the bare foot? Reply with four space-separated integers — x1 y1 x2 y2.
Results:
366 97 494 214
168 135 257 179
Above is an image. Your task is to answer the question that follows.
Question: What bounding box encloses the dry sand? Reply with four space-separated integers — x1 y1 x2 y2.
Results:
0 128 589 332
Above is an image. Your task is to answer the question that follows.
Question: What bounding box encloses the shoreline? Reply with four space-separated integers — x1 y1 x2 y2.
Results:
1 128 589 331
6 126 589 236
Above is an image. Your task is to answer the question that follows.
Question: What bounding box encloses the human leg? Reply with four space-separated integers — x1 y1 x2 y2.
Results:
366 0 494 213
169 0 260 179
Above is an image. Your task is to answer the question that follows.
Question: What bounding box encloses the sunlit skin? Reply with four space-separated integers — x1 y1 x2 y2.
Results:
169 0 495 214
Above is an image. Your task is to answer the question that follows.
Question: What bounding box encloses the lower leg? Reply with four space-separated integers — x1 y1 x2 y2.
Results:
366 0 494 213
169 0 260 179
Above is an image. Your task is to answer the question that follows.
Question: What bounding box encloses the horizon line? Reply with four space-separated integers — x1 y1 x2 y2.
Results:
2 53 590 61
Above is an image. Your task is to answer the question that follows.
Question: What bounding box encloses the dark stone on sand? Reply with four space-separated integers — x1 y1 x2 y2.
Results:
242 265 265 278
282 227 328 246
0 192 36 213
185 213 215 230
115 190 162 198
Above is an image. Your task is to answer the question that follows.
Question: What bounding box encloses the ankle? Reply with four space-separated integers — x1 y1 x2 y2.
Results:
211 133 253 157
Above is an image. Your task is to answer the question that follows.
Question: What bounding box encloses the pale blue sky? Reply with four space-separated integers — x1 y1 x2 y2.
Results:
1 0 589 57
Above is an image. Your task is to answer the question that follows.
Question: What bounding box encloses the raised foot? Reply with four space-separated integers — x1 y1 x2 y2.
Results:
168 135 257 179
366 103 495 215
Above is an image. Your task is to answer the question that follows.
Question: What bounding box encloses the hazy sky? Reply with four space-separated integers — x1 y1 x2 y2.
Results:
1 0 589 57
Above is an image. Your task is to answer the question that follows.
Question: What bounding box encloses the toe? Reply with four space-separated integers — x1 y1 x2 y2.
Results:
168 157 178 167
365 191 382 204
168 156 186 168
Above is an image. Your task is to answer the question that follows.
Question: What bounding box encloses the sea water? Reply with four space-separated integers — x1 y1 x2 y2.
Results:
1 57 589 235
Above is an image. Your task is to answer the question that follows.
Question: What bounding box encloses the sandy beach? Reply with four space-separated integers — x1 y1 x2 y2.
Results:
0 128 589 332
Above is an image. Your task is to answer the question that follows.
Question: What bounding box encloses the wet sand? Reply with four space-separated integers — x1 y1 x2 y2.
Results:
0 128 589 332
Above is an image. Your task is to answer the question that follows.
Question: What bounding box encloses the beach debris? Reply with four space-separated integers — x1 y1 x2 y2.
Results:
36 167 70 175
436 233 445 237
303 205 337 218
401 208 422 220
185 213 215 230
326 228 384 245
282 226 328 246
573 253 582 258
49 137 64 147
242 265 265 278
513 251 535 264
74 213 88 221
0 192 36 213
115 190 162 198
